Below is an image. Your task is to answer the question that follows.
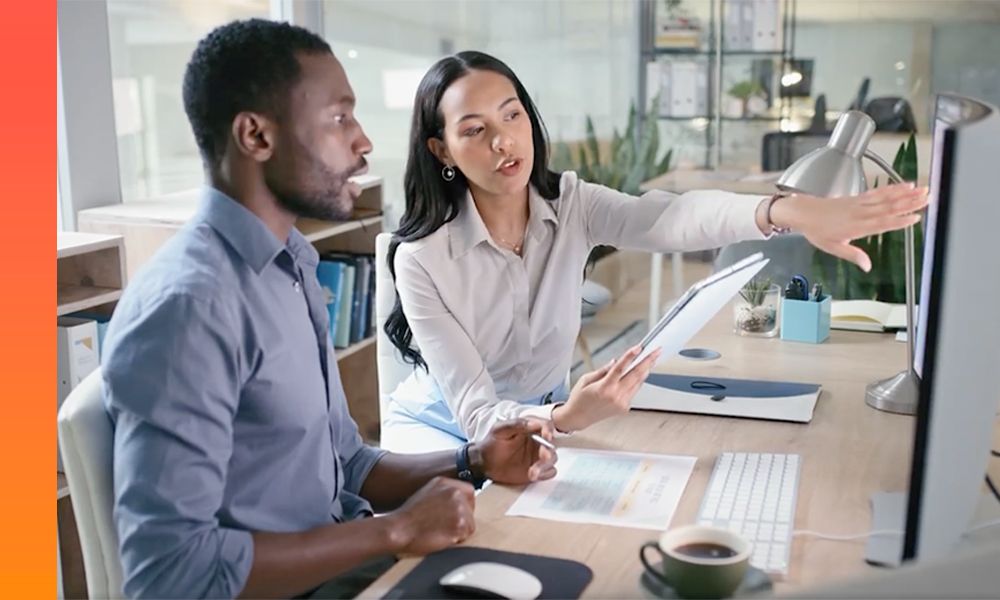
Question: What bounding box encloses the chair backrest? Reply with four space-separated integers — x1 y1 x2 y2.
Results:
761 131 830 171
57 368 123 599
374 233 415 425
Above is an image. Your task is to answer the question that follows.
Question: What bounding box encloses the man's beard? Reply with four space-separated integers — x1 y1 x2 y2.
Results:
269 155 364 222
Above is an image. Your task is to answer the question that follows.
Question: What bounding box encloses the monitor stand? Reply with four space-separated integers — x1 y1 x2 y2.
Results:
865 492 907 567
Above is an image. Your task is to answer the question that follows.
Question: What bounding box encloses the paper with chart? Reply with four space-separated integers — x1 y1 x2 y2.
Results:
506 448 696 530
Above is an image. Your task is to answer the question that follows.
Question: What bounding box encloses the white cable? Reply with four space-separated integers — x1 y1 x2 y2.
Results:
965 518 1000 534
792 518 1000 543
792 529 902 541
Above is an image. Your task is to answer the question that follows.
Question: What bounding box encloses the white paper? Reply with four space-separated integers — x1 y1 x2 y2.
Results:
506 448 696 531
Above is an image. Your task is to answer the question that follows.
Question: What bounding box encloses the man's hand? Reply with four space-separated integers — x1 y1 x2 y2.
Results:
551 345 661 433
385 476 475 556
475 418 559 485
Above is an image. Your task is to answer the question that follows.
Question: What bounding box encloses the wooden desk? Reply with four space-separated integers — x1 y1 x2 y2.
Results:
363 308 924 597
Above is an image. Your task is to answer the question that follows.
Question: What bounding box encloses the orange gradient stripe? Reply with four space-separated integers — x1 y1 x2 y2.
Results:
0 1 56 595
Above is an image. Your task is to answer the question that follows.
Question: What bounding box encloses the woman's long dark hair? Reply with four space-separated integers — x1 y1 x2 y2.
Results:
385 51 562 370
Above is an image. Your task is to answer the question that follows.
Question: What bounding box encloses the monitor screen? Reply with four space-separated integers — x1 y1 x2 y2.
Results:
903 93 999 562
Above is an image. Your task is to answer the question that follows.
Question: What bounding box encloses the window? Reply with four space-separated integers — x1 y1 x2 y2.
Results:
323 0 639 227
106 0 272 202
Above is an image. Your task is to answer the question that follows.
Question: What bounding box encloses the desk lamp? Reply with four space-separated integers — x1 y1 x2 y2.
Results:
776 111 919 414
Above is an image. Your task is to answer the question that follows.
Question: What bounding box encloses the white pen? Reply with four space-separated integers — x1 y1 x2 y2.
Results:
530 433 557 451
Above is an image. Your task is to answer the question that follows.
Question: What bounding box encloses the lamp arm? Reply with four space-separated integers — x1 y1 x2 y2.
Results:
862 150 917 376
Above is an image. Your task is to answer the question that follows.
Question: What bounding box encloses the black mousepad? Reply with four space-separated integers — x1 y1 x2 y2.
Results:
381 546 593 599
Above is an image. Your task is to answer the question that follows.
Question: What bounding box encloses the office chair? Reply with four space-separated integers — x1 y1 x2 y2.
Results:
864 97 918 133
374 233 417 445
57 368 123 599
761 131 831 172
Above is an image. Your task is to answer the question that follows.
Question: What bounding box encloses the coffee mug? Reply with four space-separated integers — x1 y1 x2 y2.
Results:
640 524 751 599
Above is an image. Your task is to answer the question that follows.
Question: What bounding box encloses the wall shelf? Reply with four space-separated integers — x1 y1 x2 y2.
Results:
57 232 126 316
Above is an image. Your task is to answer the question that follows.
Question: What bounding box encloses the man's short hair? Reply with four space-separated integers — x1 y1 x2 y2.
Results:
182 18 331 167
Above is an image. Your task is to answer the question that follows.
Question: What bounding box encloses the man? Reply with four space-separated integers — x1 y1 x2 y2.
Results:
102 19 557 599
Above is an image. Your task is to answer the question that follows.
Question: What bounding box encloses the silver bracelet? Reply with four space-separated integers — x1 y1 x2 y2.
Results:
765 192 792 235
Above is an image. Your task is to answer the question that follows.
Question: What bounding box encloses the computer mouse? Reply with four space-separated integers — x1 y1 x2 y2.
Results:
438 561 543 599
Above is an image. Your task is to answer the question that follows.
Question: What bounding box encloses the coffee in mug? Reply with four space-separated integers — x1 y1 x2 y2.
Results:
640 524 752 599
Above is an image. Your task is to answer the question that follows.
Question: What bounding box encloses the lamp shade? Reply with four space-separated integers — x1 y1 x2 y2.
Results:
776 111 876 197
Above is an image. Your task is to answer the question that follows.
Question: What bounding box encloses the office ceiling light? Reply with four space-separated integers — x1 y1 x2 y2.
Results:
780 70 803 87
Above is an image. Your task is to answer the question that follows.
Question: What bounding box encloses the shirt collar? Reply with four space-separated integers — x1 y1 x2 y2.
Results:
196 186 318 274
448 185 559 259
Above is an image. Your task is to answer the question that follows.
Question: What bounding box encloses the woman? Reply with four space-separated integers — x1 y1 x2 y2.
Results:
381 51 926 453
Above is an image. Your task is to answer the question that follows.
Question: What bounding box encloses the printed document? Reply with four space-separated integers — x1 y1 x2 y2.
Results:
506 448 696 530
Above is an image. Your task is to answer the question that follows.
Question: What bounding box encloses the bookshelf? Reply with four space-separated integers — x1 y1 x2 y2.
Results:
58 232 127 599
77 175 386 441
57 232 126 316
639 0 793 168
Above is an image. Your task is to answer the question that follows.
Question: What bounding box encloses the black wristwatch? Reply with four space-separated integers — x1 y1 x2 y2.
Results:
455 442 487 489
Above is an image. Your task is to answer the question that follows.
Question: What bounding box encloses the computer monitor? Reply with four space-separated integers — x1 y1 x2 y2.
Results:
898 94 1000 563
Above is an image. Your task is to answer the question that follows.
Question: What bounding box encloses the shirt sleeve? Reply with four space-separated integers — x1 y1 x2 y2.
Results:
325 353 387 498
574 176 770 251
103 292 253 599
394 247 557 442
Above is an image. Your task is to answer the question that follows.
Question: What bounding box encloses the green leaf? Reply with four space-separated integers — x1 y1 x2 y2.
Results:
624 102 637 143
551 141 573 172
656 148 673 175
610 129 623 164
585 116 601 167
577 145 592 180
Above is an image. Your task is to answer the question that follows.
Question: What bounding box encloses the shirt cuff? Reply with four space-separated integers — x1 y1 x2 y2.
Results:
742 193 773 241
517 403 573 438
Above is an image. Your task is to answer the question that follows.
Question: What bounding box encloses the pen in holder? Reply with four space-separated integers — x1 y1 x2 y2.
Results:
780 294 831 344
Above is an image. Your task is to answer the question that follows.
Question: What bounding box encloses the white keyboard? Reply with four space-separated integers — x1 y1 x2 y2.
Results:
696 452 801 576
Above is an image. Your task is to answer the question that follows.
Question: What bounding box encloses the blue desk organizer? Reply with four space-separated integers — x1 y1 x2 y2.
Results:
780 295 831 343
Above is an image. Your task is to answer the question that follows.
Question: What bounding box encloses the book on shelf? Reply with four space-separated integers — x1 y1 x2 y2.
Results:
323 252 377 349
830 300 910 332
331 258 356 348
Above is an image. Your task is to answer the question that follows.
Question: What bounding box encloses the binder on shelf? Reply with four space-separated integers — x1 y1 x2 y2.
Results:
67 311 111 359
739 0 756 50
723 0 747 50
669 61 703 117
752 0 781 52
58 317 101 470
316 260 345 344
57 317 100 406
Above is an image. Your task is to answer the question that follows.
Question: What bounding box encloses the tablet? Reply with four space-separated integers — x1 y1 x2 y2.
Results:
624 252 769 374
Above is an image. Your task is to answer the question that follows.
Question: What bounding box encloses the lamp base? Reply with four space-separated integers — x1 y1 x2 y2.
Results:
865 369 919 415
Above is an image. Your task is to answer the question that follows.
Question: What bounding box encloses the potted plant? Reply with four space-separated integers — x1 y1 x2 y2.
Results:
551 99 674 265
734 277 780 337
811 133 922 302
727 80 765 119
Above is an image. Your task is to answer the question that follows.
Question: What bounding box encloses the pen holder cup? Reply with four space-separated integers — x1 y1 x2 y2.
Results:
779 295 831 344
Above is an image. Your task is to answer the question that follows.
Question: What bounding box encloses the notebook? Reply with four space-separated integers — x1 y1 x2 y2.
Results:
831 300 909 332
